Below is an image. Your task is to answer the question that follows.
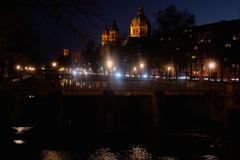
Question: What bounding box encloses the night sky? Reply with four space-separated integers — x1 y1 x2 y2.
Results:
37 0 240 57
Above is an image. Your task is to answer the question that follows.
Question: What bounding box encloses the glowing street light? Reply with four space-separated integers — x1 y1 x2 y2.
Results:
52 61 57 68
16 65 21 70
133 66 137 72
106 59 113 69
139 62 145 69
167 66 173 79
208 61 216 81
167 66 172 71
106 59 113 76
208 61 216 70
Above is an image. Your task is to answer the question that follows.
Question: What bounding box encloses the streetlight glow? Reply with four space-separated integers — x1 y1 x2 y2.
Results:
208 62 216 70
106 59 113 69
16 65 21 70
133 66 137 71
52 62 57 68
140 63 145 69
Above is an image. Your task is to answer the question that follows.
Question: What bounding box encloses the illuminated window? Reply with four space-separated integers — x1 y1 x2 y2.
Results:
225 43 231 48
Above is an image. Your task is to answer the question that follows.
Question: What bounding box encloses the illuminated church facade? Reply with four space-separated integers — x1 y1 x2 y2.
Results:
100 5 151 70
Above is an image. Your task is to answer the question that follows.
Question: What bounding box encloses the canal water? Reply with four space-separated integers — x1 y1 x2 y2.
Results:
0 81 240 159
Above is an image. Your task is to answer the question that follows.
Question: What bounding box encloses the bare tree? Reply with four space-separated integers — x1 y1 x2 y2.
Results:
0 0 100 78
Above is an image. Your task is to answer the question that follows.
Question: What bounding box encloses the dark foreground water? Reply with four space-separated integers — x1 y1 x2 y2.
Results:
1 127 239 160
1 82 240 160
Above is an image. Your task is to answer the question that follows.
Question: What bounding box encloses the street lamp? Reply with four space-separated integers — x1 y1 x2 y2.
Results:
52 61 57 68
16 65 21 71
106 59 113 75
208 61 216 81
140 62 145 69
133 66 137 72
167 66 172 79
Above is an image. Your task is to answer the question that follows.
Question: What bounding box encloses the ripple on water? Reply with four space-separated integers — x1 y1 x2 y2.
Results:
158 156 179 160
88 148 117 160
42 150 78 160
124 146 152 160
199 155 219 160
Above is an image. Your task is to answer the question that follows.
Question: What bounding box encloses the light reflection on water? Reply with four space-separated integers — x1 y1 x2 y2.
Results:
88 148 117 160
124 146 152 160
158 156 179 160
41 146 183 160
42 150 78 160
199 155 219 160
60 78 95 88
41 148 220 160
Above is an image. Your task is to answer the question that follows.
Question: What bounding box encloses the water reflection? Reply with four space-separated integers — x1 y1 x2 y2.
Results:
12 127 33 134
158 156 179 160
13 139 25 144
39 146 222 160
199 155 219 160
88 148 117 160
42 150 78 160
125 146 152 160
60 78 95 89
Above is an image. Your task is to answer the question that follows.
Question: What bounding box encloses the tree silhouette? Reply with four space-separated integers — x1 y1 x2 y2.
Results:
0 0 100 79
152 5 196 78
154 5 195 33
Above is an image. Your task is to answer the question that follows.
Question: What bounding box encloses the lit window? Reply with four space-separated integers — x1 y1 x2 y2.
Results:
225 43 231 48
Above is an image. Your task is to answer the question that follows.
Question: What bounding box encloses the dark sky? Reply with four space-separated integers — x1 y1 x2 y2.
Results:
38 0 240 57
101 0 240 33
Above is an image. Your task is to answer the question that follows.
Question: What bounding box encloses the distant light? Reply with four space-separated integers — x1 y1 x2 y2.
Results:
178 76 187 80
140 63 145 69
106 59 113 69
52 62 57 68
84 71 88 75
12 127 32 134
13 140 25 144
115 72 122 78
142 74 148 78
192 56 196 59
167 66 172 71
208 61 216 70
113 67 116 71
59 67 65 72
16 65 21 70
28 94 35 98
133 67 137 72
72 70 77 76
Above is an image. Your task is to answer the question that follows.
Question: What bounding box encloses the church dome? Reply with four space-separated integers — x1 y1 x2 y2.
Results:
130 5 151 38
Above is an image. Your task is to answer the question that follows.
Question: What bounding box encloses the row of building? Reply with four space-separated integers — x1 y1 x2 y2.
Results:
99 5 240 80
54 5 240 80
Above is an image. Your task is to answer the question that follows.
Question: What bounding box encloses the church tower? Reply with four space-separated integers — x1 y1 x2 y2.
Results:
101 20 119 47
101 25 109 46
130 5 151 38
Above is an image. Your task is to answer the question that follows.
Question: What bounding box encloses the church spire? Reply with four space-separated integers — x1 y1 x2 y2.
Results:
137 5 144 16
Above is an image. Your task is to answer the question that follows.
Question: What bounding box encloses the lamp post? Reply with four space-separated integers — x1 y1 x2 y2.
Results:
139 62 145 77
167 66 172 79
208 61 216 81
52 61 58 68
106 59 113 76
